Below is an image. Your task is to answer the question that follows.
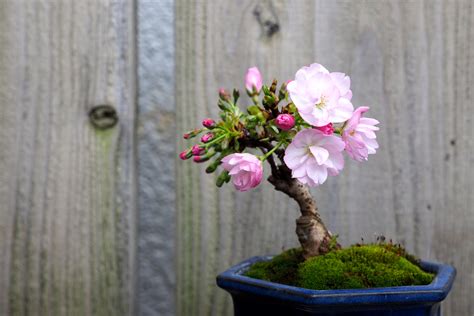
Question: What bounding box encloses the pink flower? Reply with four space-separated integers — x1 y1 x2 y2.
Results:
245 67 263 93
201 133 214 143
221 153 263 191
284 129 345 186
275 114 295 131
287 63 353 127
202 118 215 128
342 106 379 161
315 123 334 135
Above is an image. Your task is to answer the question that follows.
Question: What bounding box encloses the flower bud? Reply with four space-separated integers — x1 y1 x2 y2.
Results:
183 129 203 139
191 144 205 156
245 67 263 94
315 123 334 135
233 89 240 102
216 170 230 187
278 82 288 100
179 150 192 160
205 160 221 173
270 79 278 93
193 149 216 163
275 114 295 131
202 118 215 128
218 88 231 101
201 133 214 143
263 94 276 109
193 156 205 163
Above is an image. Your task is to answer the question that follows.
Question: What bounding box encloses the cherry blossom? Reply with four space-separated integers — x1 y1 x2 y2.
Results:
284 129 345 186
222 153 263 191
342 106 379 161
287 63 353 127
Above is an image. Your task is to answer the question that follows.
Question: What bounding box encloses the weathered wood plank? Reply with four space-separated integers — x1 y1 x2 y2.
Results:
175 0 474 315
136 0 176 315
0 1 136 315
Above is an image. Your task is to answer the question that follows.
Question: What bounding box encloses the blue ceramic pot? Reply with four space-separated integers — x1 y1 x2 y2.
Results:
217 256 456 316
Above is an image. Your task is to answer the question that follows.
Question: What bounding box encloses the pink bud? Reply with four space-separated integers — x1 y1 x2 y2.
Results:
275 114 295 131
202 118 215 128
183 133 190 139
219 88 230 100
315 123 334 135
191 144 205 156
193 155 209 163
201 133 214 143
245 67 263 93
179 150 191 160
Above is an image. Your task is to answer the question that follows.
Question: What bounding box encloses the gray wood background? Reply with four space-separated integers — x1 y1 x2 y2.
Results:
1 0 473 316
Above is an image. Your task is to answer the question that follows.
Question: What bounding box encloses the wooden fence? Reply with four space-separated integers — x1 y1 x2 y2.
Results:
0 1 472 315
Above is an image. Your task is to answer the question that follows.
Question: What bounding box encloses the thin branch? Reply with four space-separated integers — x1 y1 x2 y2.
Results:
258 146 279 176
267 152 279 175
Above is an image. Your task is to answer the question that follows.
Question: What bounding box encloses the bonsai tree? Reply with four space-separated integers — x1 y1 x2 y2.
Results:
179 63 379 260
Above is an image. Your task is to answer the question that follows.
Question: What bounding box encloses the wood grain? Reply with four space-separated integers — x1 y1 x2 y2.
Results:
175 0 474 315
0 1 136 315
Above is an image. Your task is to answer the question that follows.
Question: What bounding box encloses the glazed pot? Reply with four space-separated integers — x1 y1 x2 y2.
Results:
217 256 456 316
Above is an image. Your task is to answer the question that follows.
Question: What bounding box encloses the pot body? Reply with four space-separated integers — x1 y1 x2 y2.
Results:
216 256 456 316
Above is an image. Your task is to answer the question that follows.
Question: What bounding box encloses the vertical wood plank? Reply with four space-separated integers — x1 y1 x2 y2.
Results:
136 0 176 315
175 0 474 315
0 1 137 315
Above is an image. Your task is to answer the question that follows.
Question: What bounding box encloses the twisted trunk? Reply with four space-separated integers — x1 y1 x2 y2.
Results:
268 165 339 259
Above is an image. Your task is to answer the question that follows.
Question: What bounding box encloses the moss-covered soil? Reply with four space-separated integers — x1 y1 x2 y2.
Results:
244 243 434 290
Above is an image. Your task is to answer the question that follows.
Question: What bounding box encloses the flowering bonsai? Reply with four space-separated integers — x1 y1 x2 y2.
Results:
180 63 379 260
178 64 456 315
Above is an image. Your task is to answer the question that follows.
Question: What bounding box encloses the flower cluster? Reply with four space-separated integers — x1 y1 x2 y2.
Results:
180 64 379 191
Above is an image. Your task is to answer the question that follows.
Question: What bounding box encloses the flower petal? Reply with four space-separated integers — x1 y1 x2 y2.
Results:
309 146 329 165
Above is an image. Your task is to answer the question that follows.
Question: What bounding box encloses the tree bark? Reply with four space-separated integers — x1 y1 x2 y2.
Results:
268 166 338 259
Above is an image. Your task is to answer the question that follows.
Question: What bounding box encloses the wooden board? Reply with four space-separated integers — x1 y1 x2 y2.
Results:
175 0 474 315
136 0 177 315
0 1 136 315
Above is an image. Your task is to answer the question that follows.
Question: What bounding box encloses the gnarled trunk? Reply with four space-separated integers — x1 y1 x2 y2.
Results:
268 166 338 259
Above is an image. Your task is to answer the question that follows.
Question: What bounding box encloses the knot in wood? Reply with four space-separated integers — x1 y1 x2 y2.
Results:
253 2 280 38
89 105 118 130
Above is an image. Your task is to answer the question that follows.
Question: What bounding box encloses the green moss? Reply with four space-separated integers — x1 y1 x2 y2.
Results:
245 244 435 290
244 248 304 286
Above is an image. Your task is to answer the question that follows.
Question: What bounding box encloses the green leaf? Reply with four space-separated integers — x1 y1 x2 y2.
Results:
262 85 271 95
256 112 266 123
270 124 280 134
247 105 261 115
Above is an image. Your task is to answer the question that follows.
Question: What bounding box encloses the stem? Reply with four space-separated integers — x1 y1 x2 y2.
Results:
258 146 278 175
268 165 339 259
203 133 227 147
260 141 283 161
266 153 278 175
251 95 259 105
